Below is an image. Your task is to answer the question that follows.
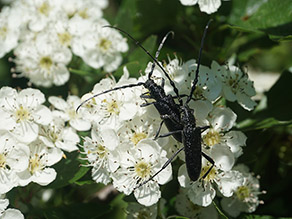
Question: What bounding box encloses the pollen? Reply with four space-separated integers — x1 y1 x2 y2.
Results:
40 56 53 70
104 99 120 115
235 185 250 201
78 9 89 19
200 164 216 182
0 154 6 168
58 32 72 47
99 38 112 52
67 109 77 119
29 154 43 174
38 2 50 16
131 132 147 145
203 129 221 146
0 26 7 37
96 144 107 159
15 105 30 123
135 161 151 179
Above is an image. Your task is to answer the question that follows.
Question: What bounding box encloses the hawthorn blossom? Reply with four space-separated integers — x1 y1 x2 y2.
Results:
0 131 29 194
0 87 52 143
70 18 128 72
0 196 24 219
203 106 247 158
175 189 218 219
80 68 142 129
112 139 172 206
177 145 237 207
215 61 257 110
17 140 63 187
49 95 91 131
179 0 224 14
80 126 119 185
221 165 266 217
13 30 72 87
38 118 80 152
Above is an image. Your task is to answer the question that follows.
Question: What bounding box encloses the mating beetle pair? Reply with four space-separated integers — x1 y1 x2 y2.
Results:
77 20 215 188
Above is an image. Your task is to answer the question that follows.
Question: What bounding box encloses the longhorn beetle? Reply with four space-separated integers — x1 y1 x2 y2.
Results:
77 29 184 143
135 20 215 188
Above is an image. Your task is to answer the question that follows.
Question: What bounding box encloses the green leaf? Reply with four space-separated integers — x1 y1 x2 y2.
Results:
114 61 142 78
48 152 84 189
128 35 157 71
43 202 111 219
228 0 292 41
114 0 136 32
238 117 292 131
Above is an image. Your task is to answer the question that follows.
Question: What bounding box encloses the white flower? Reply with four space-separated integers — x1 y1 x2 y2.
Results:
0 6 21 58
0 197 24 219
13 30 72 87
0 131 30 194
175 188 218 219
126 202 157 219
80 72 140 129
71 18 128 72
221 165 266 217
112 139 172 206
39 118 80 152
25 0 63 32
179 0 223 14
49 95 91 131
0 87 52 143
177 144 237 207
217 61 257 110
17 140 63 186
80 126 119 185
117 114 169 148
202 106 247 158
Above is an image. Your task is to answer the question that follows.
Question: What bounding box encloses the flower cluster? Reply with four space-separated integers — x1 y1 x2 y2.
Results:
0 0 128 87
0 86 86 215
79 56 264 216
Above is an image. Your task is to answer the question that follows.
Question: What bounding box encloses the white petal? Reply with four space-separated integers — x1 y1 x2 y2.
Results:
100 128 118 150
1 208 24 219
134 182 161 206
188 181 216 206
32 168 57 186
198 0 221 14
211 144 235 171
180 0 198 5
216 170 244 197
33 105 52 125
48 96 69 111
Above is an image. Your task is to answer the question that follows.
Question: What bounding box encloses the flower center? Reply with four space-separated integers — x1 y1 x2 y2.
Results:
200 164 216 182
78 9 89 19
15 105 30 123
96 144 107 159
103 99 120 115
0 154 6 168
236 185 250 201
0 26 7 38
58 32 72 46
99 38 112 52
203 129 221 147
40 56 53 70
29 154 43 174
131 132 147 145
38 2 50 16
67 109 77 120
135 161 151 179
